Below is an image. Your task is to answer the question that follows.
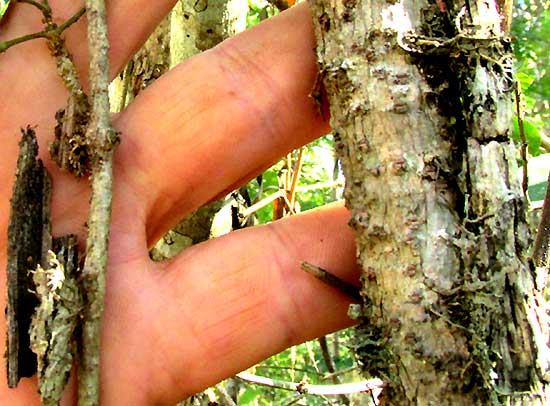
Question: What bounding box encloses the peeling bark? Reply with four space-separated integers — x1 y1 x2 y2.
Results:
310 0 549 404
6 129 83 405
6 128 45 387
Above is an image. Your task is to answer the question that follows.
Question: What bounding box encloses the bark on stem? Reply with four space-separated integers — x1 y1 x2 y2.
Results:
310 0 549 404
79 0 117 404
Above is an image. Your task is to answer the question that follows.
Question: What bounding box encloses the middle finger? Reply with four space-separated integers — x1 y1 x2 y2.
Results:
112 4 329 245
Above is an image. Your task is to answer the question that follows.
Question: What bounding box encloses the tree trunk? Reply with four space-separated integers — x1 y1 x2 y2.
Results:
309 1 550 404
111 14 172 112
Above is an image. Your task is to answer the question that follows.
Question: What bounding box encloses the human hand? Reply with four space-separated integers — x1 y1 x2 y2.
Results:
0 2 360 404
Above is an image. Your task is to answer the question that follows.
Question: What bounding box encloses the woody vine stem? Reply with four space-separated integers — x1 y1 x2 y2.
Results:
79 0 118 404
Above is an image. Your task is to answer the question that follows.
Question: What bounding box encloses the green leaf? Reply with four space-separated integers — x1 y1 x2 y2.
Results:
517 71 535 92
512 117 542 156
528 181 548 203
239 387 261 405
0 0 10 22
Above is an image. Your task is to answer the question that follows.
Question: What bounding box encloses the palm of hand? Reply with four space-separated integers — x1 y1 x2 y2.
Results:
0 1 358 404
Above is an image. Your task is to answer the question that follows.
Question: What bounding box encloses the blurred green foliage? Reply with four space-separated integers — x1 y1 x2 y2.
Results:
511 1 549 151
511 1 549 203
512 117 542 156
247 0 278 28
238 330 358 405
528 154 550 203
246 135 340 225
0 0 10 22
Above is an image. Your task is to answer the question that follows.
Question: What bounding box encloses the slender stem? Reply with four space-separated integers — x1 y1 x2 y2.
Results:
214 384 237 406
0 6 86 54
255 364 324 376
288 147 304 208
321 366 358 382
241 181 342 218
319 337 336 374
318 337 350 405
514 84 528 195
0 30 50 53
57 6 86 33
79 161 113 405
79 0 117 404
236 372 384 395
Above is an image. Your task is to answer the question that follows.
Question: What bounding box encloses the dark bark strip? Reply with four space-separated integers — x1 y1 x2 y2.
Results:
6 129 83 404
6 127 46 387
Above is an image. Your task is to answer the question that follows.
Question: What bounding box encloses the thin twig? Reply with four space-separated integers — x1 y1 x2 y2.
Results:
319 337 336 375
514 83 528 195
305 340 321 374
78 0 118 404
46 7 87 97
0 6 85 54
321 366 358 382
236 372 384 395
241 181 343 218
57 6 86 33
214 383 238 406
319 336 350 405
0 30 50 53
256 364 324 376
276 393 305 406
116 59 134 112
288 147 304 208
301 261 362 302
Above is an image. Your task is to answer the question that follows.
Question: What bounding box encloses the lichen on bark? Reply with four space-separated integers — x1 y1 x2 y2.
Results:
30 241 82 406
309 0 549 404
6 128 84 405
78 0 119 404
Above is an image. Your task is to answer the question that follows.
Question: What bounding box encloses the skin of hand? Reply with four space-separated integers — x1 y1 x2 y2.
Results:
0 1 361 405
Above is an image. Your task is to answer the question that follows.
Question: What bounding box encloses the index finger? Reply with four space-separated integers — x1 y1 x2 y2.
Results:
111 3 330 245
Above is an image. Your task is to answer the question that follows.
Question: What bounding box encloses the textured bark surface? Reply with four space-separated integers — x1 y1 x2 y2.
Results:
30 237 82 406
111 0 247 112
170 0 246 64
171 0 200 66
6 130 82 403
309 0 549 404
193 0 247 51
110 15 171 112
6 128 45 387
79 0 118 403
